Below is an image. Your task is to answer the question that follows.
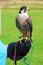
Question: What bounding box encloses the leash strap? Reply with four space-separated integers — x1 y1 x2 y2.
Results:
23 45 33 65
14 43 17 65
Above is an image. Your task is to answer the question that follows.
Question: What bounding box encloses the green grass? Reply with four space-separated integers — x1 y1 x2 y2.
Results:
0 8 43 65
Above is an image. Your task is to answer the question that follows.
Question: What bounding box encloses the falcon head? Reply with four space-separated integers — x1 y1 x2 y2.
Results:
19 6 30 14
19 6 27 14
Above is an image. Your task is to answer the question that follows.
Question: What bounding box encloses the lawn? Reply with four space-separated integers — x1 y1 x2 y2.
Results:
0 8 43 65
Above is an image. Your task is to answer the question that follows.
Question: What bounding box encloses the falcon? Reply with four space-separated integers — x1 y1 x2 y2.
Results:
16 6 32 41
